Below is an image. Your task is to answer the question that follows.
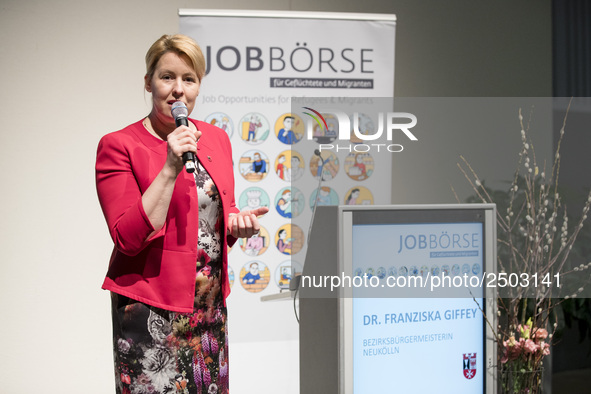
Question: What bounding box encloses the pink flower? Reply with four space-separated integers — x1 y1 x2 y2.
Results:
210 337 219 355
503 337 524 361
196 249 211 268
199 265 212 277
219 357 228 378
137 374 151 385
202 331 210 355
539 341 551 356
523 339 539 354
203 366 212 388
533 328 548 341
120 373 131 385
117 338 132 354
197 352 210 388
218 354 229 391
193 354 202 388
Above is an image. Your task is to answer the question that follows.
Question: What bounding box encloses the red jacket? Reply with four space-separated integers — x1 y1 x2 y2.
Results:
96 119 239 313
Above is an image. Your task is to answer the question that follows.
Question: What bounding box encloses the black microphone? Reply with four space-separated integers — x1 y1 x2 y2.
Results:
171 101 197 173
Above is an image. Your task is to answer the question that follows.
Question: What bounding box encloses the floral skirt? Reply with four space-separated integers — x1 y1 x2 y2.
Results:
111 258 228 394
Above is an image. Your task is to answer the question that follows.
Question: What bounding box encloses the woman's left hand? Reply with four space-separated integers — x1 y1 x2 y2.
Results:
227 207 269 238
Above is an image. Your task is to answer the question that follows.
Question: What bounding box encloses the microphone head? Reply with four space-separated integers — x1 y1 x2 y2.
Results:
314 149 321 156
171 101 188 119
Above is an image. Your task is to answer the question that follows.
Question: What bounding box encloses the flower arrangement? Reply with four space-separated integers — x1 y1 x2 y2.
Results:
498 317 550 393
456 100 591 393
501 318 550 365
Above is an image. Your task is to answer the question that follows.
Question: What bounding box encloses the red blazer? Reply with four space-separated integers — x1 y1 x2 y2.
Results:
96 119 239 313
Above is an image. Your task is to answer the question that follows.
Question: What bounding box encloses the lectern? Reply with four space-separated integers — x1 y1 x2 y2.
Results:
298 204 497 394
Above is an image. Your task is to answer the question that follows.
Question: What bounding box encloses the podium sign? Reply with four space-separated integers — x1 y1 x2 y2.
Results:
299 205 497 394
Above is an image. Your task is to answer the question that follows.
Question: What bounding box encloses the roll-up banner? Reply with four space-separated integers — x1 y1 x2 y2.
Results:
179 10 396 346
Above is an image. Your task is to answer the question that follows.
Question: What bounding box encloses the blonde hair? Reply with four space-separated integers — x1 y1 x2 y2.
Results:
145 34 206 82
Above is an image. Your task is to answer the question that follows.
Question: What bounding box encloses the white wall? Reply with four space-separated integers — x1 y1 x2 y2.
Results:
0 1 551 393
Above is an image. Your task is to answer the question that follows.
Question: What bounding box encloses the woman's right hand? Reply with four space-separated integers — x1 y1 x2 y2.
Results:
164 125 202 176
142 124 201 235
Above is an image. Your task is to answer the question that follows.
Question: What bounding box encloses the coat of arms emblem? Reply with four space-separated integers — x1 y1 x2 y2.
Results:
463 353 477 379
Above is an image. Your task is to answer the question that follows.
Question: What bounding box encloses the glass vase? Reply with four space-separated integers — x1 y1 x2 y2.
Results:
499 368 543 394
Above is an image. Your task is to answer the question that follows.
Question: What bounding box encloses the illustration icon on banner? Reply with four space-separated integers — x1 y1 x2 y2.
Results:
310 151 339 181
238 225 269 257
309 186 339 209
275 260 303 289
344 186 374 205
344 152 374 181
420 265 429 278
204 112 234 139
275 224 304 255
239 150 269 182
462 264 471 275
399 266 408 277
240 261 270 293
274 113 305 145
303 110 338 144
275 187 305 218
275 150 305 182
388 266 397 278
239 187 270 212
239 112 269 144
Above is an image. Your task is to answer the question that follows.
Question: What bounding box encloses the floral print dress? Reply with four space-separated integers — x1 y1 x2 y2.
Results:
111 164 229 394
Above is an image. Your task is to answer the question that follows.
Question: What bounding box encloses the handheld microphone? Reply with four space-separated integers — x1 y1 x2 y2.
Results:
171 101 197 173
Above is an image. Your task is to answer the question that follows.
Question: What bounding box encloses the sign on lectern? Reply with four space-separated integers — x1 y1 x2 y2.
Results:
298 204 497 394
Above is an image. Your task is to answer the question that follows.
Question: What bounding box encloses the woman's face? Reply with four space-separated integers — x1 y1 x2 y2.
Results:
145 51 200 127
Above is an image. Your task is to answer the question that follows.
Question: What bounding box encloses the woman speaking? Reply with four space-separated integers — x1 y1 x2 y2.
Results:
96 34 267 394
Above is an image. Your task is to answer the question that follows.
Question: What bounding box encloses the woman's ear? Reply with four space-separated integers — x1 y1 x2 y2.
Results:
144 74 151 93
